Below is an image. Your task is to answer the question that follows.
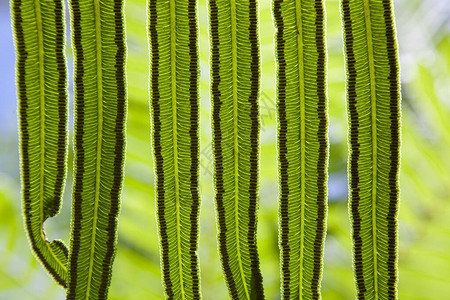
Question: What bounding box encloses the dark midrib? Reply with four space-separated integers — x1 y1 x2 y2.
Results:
149 0 173 297
187 0 201 297
382 0 400 297
342 0 366 296
311 0 327 298
273 0 290 298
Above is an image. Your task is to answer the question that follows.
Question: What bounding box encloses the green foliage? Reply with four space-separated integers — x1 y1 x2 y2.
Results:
67 0 127 298
7 0 449 299
148 0 201 298
11 0 69 287
273 0 329 298
209 0 264 298
341 0 401 298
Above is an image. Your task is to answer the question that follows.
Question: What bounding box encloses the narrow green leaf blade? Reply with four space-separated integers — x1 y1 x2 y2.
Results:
273 0 329 299
209 0 264 298
149 0 201 299
12 0 69 287
67 0 127 298
341 0 401 298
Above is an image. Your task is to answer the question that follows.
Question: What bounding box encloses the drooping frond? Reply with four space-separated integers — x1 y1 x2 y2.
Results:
341 0 401 298
148 0 201 298
12 0 69 287
273 0 329 299
209 0 264 298
67 0 127 297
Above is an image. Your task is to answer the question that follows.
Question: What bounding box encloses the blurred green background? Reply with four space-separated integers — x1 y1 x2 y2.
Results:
0 0 449 299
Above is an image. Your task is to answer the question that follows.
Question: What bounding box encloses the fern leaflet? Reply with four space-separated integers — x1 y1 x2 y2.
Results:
67 0 127 297
149 0 201 298
12 0 69 287
210 0 264 298
273 0 329 298
341 0 401 298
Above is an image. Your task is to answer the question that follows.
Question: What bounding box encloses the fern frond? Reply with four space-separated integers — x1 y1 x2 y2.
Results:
341 0 401 298
273 0 329 298
149 0 201 298
209 0 264 298
67 0 127 298
12 0 69 287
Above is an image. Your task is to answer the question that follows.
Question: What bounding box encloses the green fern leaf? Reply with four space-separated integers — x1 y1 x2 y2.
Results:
273 0 329 298
148 0 201 298
12 0 69 287
67 0 127 298
209 0 264 298
341 0 401 298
